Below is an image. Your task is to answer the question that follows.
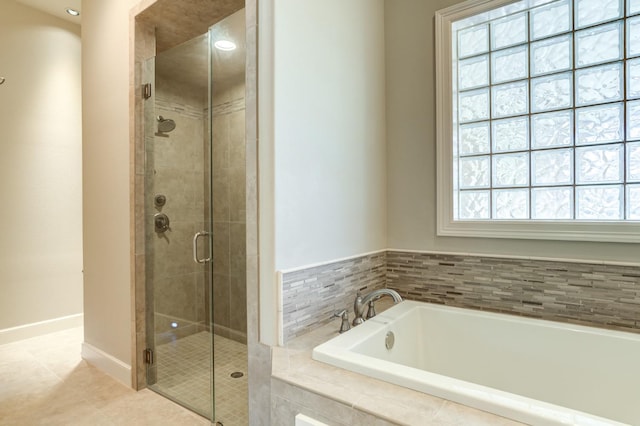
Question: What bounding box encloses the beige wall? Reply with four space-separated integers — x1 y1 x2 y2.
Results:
272 0 387 271
385 0 638 263
0 1 82 336
81 0 144 377
258 0 386 343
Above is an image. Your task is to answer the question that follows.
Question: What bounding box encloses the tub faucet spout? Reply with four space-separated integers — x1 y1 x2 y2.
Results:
352 289 402 326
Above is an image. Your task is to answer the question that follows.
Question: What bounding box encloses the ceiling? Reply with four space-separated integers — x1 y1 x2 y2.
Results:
13 0 245 92
156 8 246 92
14 0 81 25
137 0 244 53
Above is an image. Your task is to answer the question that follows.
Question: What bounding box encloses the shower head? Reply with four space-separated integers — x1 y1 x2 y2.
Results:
157 115 176 133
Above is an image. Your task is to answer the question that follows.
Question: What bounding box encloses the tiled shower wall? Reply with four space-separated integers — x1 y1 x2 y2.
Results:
146 74 208 342
281 250 640 342
212 79 247 344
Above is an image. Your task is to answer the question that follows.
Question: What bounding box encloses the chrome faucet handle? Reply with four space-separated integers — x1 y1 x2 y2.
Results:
333 309 346 318
332 309 351 333
366 300 377 319
353 292 365 326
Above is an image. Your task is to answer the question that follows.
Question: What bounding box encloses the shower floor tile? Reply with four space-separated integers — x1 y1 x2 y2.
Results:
153 331 248 425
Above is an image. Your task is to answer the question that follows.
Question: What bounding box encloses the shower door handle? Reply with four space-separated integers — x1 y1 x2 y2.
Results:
192 231 211 264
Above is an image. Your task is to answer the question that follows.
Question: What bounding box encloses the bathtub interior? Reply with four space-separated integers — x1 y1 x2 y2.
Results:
315 301 640 425
350 305 426 369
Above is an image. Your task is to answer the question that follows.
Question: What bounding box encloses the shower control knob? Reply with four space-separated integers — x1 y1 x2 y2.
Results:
154 194 167 208
154 213 170 233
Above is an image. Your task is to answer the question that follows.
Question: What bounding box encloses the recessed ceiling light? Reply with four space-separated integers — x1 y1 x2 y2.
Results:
214 40 236 51
66 8 80 16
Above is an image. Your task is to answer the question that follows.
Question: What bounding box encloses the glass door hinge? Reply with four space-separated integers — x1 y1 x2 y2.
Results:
143 348 154 364
142 83 152 99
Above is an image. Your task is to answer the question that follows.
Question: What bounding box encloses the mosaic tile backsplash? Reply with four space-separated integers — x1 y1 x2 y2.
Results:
387 251 640 333
281 252 386 342
281 250 640 342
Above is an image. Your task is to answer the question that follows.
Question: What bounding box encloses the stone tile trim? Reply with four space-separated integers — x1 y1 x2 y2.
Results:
281 252 386 342
212 97 245 117
156 97 203 119
387 251 640 333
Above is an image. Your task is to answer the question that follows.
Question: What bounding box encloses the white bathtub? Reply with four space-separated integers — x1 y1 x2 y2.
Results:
312 300 640 425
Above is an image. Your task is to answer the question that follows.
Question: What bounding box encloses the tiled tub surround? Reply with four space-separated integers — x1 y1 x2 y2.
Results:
277 251 640 425
387 251 640 334
281 250 640 343
281 252 386 342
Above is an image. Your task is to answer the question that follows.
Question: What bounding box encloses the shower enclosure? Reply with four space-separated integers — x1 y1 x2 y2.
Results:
142 9 247 424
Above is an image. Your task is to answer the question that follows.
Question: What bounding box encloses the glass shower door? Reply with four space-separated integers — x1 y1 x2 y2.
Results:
208 8 249 425
142 8 248 424
143 31 215 420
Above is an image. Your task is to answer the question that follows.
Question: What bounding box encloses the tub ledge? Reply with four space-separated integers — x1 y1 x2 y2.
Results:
271 303 523 426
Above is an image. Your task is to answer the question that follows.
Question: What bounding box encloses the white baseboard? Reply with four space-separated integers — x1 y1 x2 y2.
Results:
0 313 84 345
81 342 132 387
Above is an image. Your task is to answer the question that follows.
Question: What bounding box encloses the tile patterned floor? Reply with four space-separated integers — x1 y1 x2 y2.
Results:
152 332 248 425
0 327 209 426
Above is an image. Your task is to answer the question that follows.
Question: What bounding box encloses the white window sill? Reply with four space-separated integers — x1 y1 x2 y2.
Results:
437 218 640 243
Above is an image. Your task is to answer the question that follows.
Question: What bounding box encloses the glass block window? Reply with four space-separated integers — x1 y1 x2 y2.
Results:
452 0 640 221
